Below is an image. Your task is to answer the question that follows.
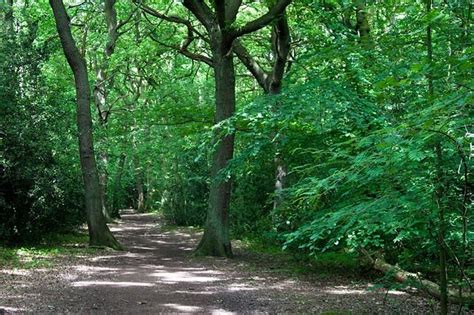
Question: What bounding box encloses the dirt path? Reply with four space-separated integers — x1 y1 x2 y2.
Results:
0 211 451 314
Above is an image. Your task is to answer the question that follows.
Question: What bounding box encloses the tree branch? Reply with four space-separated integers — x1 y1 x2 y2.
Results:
134 0 191 26
134 1 213 66
214 0 226 29
233 14 291 94
267 13 290 94
148 32 213 67
117 5 140 34
225 0 242 24
229 0 292 39
182 0 216 32
233 40 269 91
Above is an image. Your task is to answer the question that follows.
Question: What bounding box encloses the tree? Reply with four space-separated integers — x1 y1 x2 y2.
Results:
135 0 292 256
233 13 291 209
49 0 122 250
93 0 137 220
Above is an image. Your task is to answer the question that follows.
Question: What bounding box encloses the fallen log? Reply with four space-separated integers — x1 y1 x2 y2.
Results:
360 250 473 307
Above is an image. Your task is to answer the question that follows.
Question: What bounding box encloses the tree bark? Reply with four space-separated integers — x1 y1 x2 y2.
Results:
138 0 293 257
111 153 126 218
98 152 112 222
195 35 235 257
134 153 145 213
49 0 122 250
361 252 474 307
93 0 120 221
354 0 370 41
269 15 290 210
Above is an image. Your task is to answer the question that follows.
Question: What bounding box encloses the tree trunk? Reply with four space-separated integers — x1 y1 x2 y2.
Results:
435 143 449 314
98 152 112 222
112 153 126 218
93 0 119 222
49 0 122 250
361 251 474 307
269 15 290 210
133 153 145 213
425 1 448 312
196 38 235 257
354 0 370 41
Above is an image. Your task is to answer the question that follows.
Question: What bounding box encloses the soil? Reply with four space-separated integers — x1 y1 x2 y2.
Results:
0 211 467 314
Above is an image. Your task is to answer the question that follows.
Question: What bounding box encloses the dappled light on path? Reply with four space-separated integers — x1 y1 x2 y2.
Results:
0 211 440 314
72 281 155 287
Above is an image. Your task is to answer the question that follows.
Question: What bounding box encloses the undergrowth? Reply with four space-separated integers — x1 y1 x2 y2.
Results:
238 236 368 279
0 232 98 269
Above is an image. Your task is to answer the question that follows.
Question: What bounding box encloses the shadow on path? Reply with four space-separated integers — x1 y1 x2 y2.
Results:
1 210 443 314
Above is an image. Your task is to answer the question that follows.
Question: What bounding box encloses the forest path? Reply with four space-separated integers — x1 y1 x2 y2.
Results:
1 210 436 314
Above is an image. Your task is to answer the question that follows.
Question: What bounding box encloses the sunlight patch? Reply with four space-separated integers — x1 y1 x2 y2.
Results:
162 303 201 312
0 306 27 313
227 283 258 292
151 270 221 283
211 309 236 315
73 265 119 272
0 269 31 276
131 246 156 251
72 281 154 287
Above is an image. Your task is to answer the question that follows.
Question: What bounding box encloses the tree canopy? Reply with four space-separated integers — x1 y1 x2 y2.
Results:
1 0 472 312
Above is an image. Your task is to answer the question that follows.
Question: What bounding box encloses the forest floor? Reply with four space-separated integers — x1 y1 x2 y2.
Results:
0 210 461 314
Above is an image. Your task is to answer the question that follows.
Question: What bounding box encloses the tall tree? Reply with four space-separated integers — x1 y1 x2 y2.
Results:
136 0 292 256
49 0 122 250
184 0 293 257
93 0 135 220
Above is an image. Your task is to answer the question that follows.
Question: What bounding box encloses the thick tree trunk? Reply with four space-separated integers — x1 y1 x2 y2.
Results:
196 39 235 257
49 0 121 250
174 0 291 257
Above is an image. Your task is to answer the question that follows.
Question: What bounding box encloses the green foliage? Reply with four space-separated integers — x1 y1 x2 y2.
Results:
1 3 84 244
1 0 472 302
0 231 93 269
159 146 209 226
228 0 473 294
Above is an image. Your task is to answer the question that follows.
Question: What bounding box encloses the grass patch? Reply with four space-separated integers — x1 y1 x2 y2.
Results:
308 251 361 275
0 232 98 269
41 231 89 245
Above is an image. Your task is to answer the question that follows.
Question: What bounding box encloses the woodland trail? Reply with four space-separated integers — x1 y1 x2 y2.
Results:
1 211 444 314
